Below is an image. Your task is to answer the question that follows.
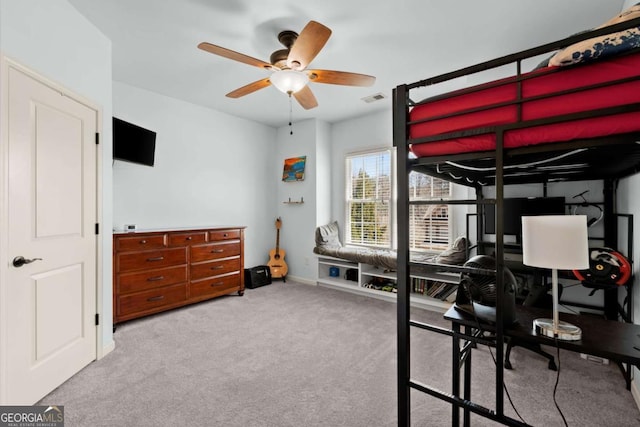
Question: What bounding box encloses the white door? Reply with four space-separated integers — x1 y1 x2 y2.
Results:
4 64 98 404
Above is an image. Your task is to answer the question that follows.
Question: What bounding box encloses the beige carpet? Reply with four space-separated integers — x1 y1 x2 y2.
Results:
40 281 640 426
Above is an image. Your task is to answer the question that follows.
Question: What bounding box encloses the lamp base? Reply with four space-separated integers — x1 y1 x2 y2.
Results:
533 318 582 341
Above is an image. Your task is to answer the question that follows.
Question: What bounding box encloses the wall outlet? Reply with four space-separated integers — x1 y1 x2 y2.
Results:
124 224 137 232
580 353 609 365
304 257 309 266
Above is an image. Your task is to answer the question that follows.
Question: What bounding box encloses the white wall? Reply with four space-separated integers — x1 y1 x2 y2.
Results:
606 0 638 396
0 0 113 350
112 82 277 268
619 174 640 398
111 88 326 284
330 110 393 242
274 119 321 283
274 110 472 282
315 120 332 228
618 177 639 303
330 109 470 245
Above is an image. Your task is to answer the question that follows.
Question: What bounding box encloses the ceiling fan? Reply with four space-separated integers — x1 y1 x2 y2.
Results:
197 21 376 109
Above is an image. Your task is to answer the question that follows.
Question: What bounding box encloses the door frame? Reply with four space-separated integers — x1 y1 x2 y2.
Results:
0 55 106 404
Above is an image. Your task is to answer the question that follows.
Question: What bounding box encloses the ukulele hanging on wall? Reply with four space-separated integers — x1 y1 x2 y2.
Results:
268 217 288 281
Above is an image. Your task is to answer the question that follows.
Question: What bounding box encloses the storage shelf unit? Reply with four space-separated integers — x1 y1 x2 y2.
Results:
317 255 458 312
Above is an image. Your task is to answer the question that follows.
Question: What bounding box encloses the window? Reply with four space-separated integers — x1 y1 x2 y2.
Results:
409 171 450 251
345 150 451 251
346 149 392 248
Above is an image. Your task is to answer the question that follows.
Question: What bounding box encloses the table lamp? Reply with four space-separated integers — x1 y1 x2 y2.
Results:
521 215 589 341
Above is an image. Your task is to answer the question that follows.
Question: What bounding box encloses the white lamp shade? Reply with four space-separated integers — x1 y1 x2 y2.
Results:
521 215 589 270
270 70 309 94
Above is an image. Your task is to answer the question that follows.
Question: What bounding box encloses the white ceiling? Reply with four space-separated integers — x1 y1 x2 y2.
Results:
68 0 623 128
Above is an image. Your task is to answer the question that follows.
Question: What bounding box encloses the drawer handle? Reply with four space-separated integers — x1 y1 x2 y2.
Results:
147 276 165 282
140 240 147 244
211 266 224 270
223 233 228 237
186 236 192 241
147 256 165 262
211 249 225 253
211 282 224 287
147 295 165 302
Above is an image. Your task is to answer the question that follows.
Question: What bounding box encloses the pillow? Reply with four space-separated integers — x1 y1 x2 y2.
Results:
434 236 468 265
549 4 640 66
315 221 342 248
531 30 591 71
598 3 640 28
549 28 640 66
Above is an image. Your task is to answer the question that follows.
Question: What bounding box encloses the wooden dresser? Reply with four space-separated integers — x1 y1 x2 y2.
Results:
113 226 245 324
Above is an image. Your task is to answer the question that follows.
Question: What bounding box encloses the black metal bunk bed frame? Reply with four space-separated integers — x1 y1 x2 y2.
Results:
393 17 640 427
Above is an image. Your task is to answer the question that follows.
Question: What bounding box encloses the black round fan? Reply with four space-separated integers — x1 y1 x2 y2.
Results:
455 255 517 325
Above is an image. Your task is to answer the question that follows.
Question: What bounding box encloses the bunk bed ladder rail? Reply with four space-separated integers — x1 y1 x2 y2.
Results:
410 319 530 427
394 83 412 427
394 81 513 426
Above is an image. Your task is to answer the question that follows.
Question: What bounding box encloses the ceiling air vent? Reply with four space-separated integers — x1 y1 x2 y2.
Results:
361 92 387 103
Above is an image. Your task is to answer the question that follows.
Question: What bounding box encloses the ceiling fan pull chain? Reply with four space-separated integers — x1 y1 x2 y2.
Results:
289 94 294 135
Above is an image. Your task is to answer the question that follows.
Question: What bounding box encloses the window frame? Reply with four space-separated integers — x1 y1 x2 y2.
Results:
344 147 453 252
408 170 452 253
344 148 394 249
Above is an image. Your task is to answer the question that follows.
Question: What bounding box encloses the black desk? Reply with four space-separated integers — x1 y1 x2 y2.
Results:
443 305 640 426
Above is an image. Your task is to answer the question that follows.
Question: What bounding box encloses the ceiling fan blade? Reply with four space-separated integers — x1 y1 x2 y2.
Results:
293 85 318 110
286 21 331 71
226 78 272 98
306 69 376 86
198 42 274 70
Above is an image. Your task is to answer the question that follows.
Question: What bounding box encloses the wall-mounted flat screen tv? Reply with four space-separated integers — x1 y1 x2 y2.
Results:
112 117 156 167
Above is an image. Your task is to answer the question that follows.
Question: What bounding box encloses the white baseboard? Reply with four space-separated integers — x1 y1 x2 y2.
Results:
98 339 115 360
285 275 316 286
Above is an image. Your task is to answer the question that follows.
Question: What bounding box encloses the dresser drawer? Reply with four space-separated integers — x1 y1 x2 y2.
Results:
209 229 240 241
116 234 167 251
117 247 187 273
118 283 187 317
191 242 241 262
168 232 207 247
191 258 241 280
113 226 245 324
190 274 240 299
118 265 187 294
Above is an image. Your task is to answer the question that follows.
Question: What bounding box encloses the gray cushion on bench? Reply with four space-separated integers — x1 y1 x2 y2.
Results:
313 221 467 270
313 220 397 269
314 244 398 271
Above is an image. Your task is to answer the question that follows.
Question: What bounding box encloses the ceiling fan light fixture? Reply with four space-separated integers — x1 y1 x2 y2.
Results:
270 70 309 94
199 20 374 109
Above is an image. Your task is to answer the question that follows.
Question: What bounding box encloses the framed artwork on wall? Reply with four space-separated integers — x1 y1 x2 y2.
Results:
282 156 306 182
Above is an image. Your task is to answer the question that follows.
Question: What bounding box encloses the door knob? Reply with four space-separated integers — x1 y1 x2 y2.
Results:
12 256 43 268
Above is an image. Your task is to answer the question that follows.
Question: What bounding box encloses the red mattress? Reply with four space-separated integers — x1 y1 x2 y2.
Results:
409 52 640 157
